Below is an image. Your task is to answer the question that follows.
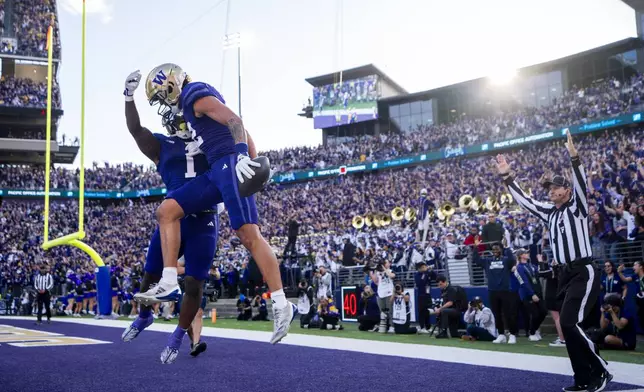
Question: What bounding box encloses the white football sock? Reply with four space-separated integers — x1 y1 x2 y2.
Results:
161 267 178 285
271 289 287 308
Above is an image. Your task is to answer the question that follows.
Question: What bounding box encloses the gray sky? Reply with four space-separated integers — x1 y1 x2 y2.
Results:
56 0 636 167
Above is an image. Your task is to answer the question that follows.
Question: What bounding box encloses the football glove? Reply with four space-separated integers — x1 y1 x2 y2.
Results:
124 70 141 102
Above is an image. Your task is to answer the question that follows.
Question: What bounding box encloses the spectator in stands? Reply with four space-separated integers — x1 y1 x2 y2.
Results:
0 76 61 108
12 0 61 58
593 293 637 351
462 296 497 342
463 224 485 254
482 214 504 247
342 238 357 267
601 261 627 299
432 275 461 339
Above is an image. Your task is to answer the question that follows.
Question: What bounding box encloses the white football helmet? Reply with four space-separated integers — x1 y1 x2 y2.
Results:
420 188 428 197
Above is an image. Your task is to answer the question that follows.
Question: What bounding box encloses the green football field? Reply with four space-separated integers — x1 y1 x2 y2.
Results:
317 100 377 111
132 317 644 365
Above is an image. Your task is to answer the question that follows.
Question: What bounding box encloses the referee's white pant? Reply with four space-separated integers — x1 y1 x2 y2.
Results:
558 258 608 386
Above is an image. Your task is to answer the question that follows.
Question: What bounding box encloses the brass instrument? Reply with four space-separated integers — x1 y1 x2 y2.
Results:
471 196 483 212
500 192 513 207
352 215 365 229
404 208 417 222
458 194 473 210
440 202 455 224
485 196 500 212
365 214 375 227
381 214 392 226
391 207 404 221
373 214 382 228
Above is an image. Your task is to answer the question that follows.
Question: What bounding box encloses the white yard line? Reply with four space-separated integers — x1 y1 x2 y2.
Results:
6 316 644 386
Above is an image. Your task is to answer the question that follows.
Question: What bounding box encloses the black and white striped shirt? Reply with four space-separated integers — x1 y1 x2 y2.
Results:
503 156 592 265
34 273 54 292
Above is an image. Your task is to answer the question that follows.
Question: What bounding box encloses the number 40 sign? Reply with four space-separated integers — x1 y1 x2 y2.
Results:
340 286 361 322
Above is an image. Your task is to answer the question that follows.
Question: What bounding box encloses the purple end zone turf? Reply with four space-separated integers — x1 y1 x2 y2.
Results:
0 319 640 392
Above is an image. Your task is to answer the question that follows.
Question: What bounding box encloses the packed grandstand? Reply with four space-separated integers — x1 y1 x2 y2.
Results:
0 0 642 328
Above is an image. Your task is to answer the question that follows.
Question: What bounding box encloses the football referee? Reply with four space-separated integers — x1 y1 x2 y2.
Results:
494 130 611 392
34 265 54 325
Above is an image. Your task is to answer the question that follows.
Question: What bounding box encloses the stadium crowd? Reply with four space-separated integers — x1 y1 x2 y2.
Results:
1 76 642 186
1 128 642 320
11 0 61 58
0 76 61 108
265 75 644 173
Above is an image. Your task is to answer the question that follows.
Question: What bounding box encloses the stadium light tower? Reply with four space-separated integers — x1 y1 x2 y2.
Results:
223 32 242 118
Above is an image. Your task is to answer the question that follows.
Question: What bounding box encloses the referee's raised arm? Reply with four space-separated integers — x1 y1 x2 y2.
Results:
492 154 553 223
565 130 589 218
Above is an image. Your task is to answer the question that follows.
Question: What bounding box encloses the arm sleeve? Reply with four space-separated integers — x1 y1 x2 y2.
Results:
569 157 589 218
478 309 492 325
182 82 221 109
464 309 475 323
517 266 534 296
504 176 553 223
47 275 54 290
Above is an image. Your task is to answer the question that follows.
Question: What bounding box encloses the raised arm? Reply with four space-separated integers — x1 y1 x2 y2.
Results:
494 154 553 223
565 130 589 217
124 70 160 164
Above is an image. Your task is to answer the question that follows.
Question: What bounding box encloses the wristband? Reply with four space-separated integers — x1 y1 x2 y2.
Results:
234 142 249 155
124 89 134 102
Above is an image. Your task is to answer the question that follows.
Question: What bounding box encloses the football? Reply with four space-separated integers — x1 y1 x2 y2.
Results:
238 156 271 198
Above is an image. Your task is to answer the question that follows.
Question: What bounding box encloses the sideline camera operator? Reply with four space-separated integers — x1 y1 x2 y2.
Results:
391 284 418 334
591 293 637 351
432 275 461 339
368 258 395 333
357 285 380 331
462 296 497 341
297 279 315 328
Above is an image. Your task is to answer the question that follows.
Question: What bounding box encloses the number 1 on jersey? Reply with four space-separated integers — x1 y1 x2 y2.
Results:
184 155 196 178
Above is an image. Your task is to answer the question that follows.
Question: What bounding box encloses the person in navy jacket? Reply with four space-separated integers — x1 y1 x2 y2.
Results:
358 285 381 331
471 242 518 344
414 261 437 334
514 248 547 342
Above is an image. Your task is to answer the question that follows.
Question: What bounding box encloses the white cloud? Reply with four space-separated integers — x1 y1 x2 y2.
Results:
61 0 113 24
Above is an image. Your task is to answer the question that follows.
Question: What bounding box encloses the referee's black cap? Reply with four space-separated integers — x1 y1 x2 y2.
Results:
542 175 570 189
